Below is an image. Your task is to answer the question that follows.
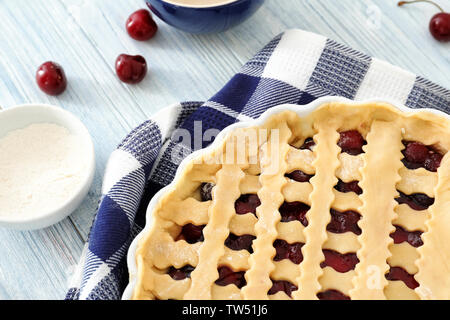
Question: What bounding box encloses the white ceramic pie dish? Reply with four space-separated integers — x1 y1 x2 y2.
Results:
122 96 450 300
0 104 95 230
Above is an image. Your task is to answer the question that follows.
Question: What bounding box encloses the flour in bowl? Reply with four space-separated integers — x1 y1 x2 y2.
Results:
0 123 89 217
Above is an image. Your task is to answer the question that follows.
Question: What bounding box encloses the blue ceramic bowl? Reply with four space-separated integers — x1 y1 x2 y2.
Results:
145 0 265 34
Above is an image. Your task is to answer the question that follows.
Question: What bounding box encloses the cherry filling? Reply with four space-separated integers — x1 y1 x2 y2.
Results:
390 225 423 248
176 224 205 244
334 180 363 195
338 130 366 155
385 267 419 290
395 191 434 211
300 137 315 151
424 153 444 172
279 202 310 226
320 249 359 273
215 266 246 289
200 182 215 201
327 209 362 235
317 289 351 300
402 141 443 172
268 280 298 298
168 265 195 280
235 194 261 215
285 170 313 183
225 234 255 253
273 239 304 264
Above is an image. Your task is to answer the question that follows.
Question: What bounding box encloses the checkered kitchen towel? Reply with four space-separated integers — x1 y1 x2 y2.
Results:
65 29 450 300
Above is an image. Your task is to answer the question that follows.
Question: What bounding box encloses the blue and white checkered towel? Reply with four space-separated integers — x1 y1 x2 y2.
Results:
65 29 450 300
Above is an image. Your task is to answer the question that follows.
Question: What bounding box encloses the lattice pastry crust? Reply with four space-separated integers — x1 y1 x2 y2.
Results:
131 101 450 300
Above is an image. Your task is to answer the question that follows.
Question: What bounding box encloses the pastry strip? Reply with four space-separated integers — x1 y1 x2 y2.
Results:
415 154 450 300
293 122 340 299
184 164 245 299
350 121 403 300
242 122 292 299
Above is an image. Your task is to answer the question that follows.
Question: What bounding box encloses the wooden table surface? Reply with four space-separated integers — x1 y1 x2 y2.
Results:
0 0 448 299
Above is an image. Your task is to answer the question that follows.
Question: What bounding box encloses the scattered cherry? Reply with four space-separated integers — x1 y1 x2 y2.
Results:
126 9 158 41
398 0 450 42
115 54 147 84
36 61 67 96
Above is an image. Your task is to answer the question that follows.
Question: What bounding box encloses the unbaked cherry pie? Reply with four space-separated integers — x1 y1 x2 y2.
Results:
131 101 450 300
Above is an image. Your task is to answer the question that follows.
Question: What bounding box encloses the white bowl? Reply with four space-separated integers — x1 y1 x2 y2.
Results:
0 104 95 230
122 96 450 300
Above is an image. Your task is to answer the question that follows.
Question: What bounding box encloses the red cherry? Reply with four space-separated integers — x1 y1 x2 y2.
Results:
385 267 419 289
115 54 147 84
126 9 158 41
390 225 423 247
424 152 443 172
327 209 362 235
317 290 350 300
176 223 205 244
398 0 450 42
430 12 450 41
225 234 255 253
234 194 261 215
404 141 429 163
279 201 310 226
273 239 304 264
334 180 363 195
285 170 312 182
320 249 359 273
36 61 67 96
395 191 434 210
215 266 246 288
268 280 298 297
338 130 365 155
168 265 194 280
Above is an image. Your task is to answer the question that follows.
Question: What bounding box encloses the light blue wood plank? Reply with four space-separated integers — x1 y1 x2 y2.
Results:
0 0 448 300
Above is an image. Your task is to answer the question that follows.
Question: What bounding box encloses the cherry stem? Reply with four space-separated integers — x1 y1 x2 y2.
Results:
398 0 444 12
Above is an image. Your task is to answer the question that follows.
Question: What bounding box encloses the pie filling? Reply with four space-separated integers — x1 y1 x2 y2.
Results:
133 102 450 300
273 239 304 264
235 194 261 216
215 266 246 289
285 170 312 183
402 141 443 172
279 201 309 225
